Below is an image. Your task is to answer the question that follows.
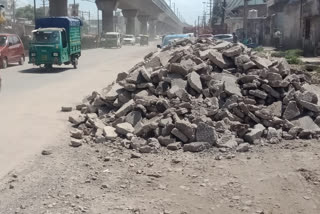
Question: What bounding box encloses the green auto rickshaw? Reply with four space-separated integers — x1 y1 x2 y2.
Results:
140 35 149 46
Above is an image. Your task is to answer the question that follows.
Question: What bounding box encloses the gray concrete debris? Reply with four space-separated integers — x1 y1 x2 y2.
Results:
244 124 265 144
188 72 203 93
103 126 118 140
283 101 300 120
70 138 82 148
171 128 188 143
196 122 218 145
223 45 242 57
68 38 318 153
167 142 182 151
208 50 231 69
236 143 250 152
115 122 135 135
292 116 320 131
125 111 142 126
183 142 211 152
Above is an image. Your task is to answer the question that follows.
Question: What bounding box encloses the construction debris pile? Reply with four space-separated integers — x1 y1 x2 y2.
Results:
68 38 320 153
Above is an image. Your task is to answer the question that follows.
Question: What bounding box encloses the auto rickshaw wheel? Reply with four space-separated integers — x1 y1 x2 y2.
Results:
19 56 24 65
73 58 78 69
2 58 8 69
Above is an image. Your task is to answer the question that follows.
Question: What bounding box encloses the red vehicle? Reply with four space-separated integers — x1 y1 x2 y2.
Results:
0 34 25 69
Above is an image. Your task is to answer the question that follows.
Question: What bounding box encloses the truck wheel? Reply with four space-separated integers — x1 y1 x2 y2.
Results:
19 56 24 65
2 58 7 69
73 58 78 69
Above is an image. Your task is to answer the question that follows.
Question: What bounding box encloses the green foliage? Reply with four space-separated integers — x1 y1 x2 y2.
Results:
253 47 264 52
271 49 303 64
16 5 45 22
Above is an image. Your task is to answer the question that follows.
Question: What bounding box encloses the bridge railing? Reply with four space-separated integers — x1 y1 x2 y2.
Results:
152 0 182 24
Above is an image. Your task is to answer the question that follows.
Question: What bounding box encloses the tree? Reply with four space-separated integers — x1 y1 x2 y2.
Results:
15 5 46 22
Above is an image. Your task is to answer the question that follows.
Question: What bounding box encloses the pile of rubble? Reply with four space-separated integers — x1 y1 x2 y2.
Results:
68 38 320 153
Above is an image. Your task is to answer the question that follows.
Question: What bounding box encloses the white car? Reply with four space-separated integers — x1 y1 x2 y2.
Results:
213 34 233 42
123 35 136 45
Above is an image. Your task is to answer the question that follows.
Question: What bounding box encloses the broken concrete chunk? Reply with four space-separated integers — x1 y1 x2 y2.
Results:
125 111 142 126
69 112 86 125
171 128 189 143
188 71 203 93
223 45 242 57
115 99 135 117
208 50 232 69
252 56 272 69
292 116 320 131
116 122 135 135
249 89 268 100
244 124 265 144
196 122 218 145
283 101 300 120
183 142 211 152
167 142 182 151
103 126 118 140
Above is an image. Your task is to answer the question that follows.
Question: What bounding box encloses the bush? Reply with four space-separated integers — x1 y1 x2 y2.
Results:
271 49 303 64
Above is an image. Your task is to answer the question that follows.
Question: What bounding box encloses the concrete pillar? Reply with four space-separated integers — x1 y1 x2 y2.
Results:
96 0 118 33
138 15 149 35
148 19 157 40
122 9 139 35
49 0 68 16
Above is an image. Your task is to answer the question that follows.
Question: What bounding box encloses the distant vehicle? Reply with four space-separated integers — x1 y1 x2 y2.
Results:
213 34 233 42
29 17 82 69
157 34 190 48
0 34 25 69
123 35 136 45
101 32 122 48
199 34 213 39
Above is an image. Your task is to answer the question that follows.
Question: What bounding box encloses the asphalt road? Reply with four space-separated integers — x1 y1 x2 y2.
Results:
0 45 157 178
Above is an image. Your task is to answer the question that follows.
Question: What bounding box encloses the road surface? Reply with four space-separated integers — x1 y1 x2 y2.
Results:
0 45 156 178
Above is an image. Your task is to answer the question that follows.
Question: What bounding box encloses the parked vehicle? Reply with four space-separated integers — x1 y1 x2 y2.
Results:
123 35 136 45
101 32 122 48
29 17 82 69
157 34 190 48
199 34 213 39
213 34 233 42
140 35 149 46
0 34 25 69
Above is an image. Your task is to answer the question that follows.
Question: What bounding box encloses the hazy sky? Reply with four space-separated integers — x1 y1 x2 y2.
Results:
19 0 202 24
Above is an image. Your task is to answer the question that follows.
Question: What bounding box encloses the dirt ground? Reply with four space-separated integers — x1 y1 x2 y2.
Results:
0 129 320 214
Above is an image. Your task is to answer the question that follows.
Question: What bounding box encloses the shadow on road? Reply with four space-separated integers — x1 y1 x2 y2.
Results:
19 67 71 74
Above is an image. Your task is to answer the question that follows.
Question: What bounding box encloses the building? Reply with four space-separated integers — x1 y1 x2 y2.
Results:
266 0 320 55
225 0 267 44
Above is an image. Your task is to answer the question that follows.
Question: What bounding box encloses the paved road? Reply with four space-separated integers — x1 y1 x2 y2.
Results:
0 45 156 178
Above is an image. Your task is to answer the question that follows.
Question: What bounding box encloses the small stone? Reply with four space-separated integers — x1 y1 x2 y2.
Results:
167 142 182 151
236 143 250 152
116 122 134 135
70 129 83 139
103 126 118 140
41 150 52 156
131 152 142 159
61 106 72 112
70 138 82 147
183 142 211 152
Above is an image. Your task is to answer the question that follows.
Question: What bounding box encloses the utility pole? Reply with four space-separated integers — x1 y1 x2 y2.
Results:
12 0 15 23
43 0 46 17
97 8 100 36
173 3 176 14
34 0 37 24
208 0 213 24
221 0 226 27
243 0 249 39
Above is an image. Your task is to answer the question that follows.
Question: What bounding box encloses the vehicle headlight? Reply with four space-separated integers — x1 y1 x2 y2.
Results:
52 53 59 57
31 53 36 57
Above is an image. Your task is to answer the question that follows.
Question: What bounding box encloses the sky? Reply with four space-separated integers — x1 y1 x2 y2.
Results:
18 0 202 25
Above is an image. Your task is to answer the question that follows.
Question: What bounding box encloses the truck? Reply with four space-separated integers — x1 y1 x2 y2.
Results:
29 17 82 69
